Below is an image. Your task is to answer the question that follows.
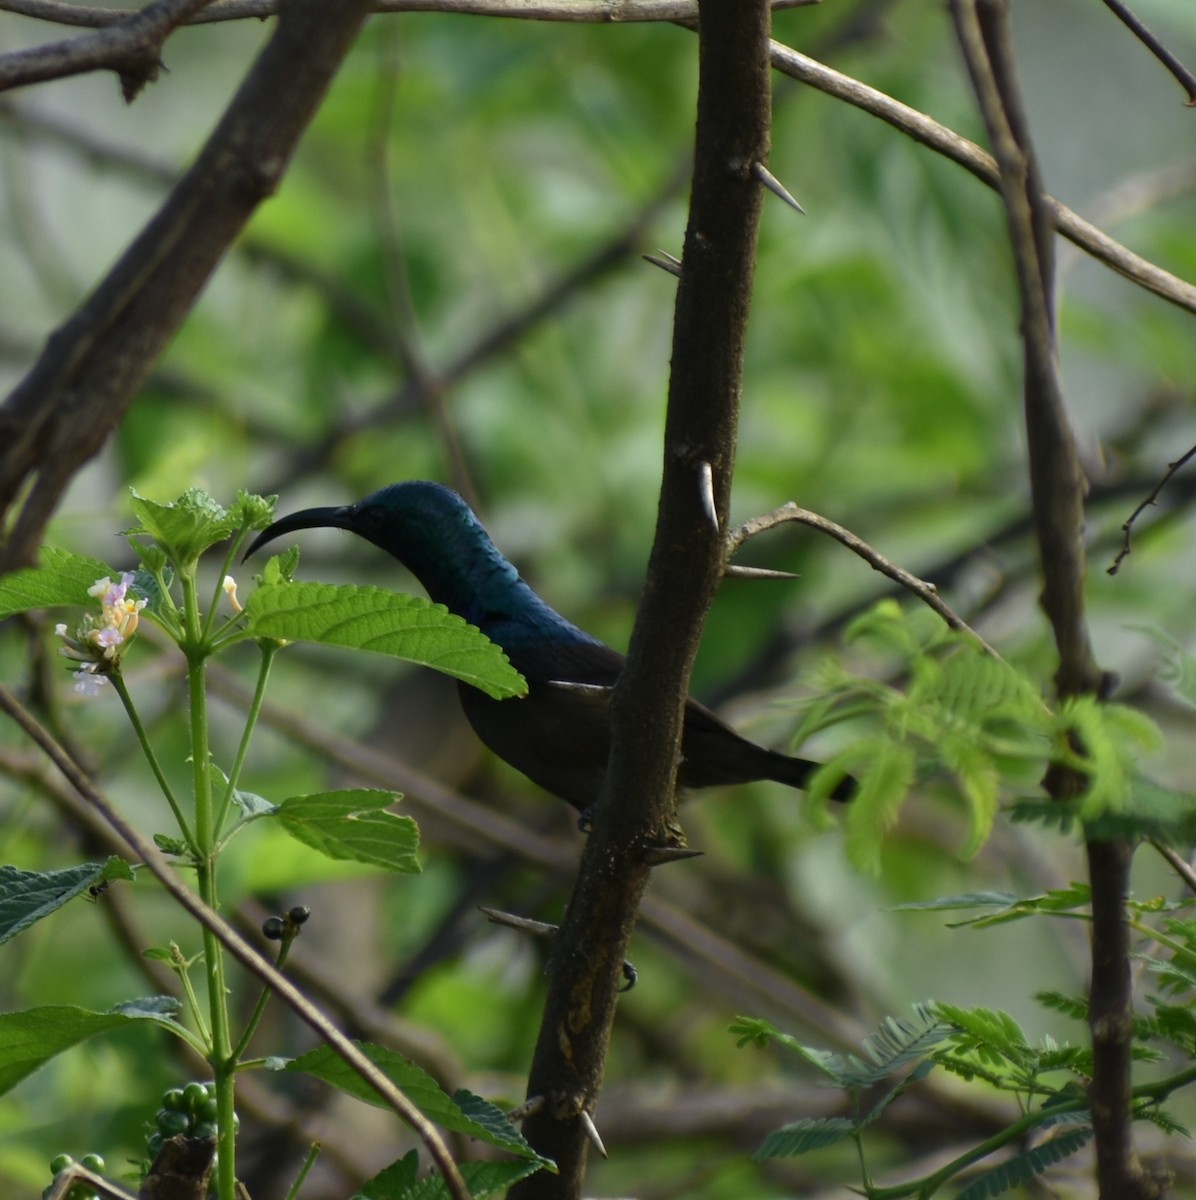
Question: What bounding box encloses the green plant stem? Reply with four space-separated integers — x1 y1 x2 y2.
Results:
284 1140 321 1200
866 1054 1196 1199
214 640 278 837
181 571 237 1200
230 927 296 1062
202 528 249 642
865 1099 1088 1199
171 942 212 1047
110 673 197 855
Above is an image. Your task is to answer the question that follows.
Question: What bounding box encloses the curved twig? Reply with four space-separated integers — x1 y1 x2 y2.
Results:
728 502 1004 660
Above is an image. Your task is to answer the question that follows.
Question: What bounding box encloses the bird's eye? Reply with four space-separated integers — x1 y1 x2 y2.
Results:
357 504 383 530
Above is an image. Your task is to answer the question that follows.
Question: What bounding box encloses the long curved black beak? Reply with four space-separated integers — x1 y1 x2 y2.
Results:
242 504 355 562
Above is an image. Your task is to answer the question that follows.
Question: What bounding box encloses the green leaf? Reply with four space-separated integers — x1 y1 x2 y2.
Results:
244 580 526 699
228 489 277 531
852 1008 950 1084
894 892 1021 914
126 488 238 565
844 738 916 874
355 1152 544 1200
273 790 420 873
754 1116 857 1159
954 1126 1092 1199
0 547 115 620
935 1003 1032 1067
281 1042 549 1164
0 860 129 946
0 998 186 1096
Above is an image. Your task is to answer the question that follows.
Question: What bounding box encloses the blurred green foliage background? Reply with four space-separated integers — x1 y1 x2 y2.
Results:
1 1 1195 1196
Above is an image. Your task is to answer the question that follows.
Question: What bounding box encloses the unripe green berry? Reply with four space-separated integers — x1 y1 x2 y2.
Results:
156 1108 190 1136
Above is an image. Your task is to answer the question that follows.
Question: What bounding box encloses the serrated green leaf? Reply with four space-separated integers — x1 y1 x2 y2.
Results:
0 862 123 946
244 580 526 700
355 1153 544 1200
228 490 277 531
0 998 186 1095
274 790 420 873
754 1116 856 1159
0 547 116 620
127 488 238 565
282 1043 549 1163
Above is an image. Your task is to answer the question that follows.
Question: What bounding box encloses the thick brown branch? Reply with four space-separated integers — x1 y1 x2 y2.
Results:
0 0 375 572
511 1 771 1194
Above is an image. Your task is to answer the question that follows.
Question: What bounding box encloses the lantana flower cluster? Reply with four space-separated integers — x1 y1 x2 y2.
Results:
56 573 147 696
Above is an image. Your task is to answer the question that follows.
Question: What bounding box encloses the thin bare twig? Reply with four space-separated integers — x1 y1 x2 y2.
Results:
1151 840 1196 895
1107 441 1196 574
765 40 1196 317
0 0 213 96
0 685 472 1200
728 502 1004 660
0 0 816 27
1100 0 1196 106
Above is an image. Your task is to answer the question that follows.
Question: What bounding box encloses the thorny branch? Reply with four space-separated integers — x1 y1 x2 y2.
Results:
511 0 773 1193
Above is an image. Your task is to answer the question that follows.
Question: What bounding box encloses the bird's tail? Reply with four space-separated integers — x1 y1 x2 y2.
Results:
758 747 855 802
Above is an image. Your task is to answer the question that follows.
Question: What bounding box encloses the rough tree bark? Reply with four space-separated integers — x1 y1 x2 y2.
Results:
510 0 773 1195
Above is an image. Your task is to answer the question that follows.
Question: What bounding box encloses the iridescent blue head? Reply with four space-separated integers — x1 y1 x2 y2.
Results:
245 481 595 647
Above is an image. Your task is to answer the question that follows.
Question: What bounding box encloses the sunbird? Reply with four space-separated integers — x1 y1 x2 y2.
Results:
246 482 851 815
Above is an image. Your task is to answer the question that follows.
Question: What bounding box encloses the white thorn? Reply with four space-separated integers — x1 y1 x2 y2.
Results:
752 161 806 214
698 461 719 532
546 680 612 695
579 1108 608 1159
478 906 558 938
724 565 800 581
643 250 682 278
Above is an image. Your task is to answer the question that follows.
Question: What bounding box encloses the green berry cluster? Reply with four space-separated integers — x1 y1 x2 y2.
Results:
44 1152 105 1200
145 1081 236 1160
